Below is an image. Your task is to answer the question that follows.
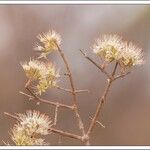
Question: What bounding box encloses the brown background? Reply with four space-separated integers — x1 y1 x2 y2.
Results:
0 5 149 145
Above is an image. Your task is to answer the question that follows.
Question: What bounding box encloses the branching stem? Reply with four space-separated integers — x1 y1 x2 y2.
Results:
56 44 86 137
87 62 118 136
21 88 73 110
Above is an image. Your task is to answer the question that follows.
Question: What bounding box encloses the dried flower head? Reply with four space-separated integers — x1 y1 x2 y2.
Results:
34 30 61 58
17 110 53 136
21 59 45 80
93 34 124 62
36 62 60 95
11 124 48 146
21 59 59 95
119 42 144 67
11 110 52 146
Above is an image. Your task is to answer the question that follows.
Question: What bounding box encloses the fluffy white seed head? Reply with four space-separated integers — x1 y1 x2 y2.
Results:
11 124 48 146
11 110 52 146
17 110 53 135
34 30 61 58
21 59 45 80
21 59 60 95
93 34 124 62
119 42 144 67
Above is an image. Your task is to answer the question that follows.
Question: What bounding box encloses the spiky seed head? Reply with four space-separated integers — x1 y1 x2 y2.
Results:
119 42 144 67
11 110 52 146
17 110 53 136
21 60 59 95
93 34 124 62
34 30 61 58
21 59 45 80
11 124 48 146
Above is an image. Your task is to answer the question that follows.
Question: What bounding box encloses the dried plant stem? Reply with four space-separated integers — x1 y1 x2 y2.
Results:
4 112 19 121
87 63 118 137
87 77 112 136
49 128 82 141
56 44 86 138
114 71 130 81
56 86 89 94
56 86 73 93
89 116 105 128
22 88 73 110
54 104 59 125
80 50 110 78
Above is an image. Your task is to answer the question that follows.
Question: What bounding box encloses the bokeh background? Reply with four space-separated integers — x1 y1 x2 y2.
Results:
0 5 150 145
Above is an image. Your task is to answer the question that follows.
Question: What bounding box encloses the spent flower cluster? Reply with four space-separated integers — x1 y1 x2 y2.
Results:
93 34 143 68
34 30 61 58
5 30 144 146
11 110 52 146
21 30 61 95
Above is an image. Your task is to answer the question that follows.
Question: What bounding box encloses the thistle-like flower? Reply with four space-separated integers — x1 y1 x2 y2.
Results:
21 59 59 95
36 62 59 95
34 30 61 58
17 110 53 135
21 59 45 80
93 34 124 62
11 124 48 146
11 110 52 146
119 42 144 67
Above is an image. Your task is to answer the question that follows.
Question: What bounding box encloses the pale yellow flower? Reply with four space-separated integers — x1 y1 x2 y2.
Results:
11 124 47 146
34 30 61 58
11 110 52 146
93 34 124 62
17 110 53 135
21 59 44 80
36 62 59 95
119 42 144 67
21 60 59 95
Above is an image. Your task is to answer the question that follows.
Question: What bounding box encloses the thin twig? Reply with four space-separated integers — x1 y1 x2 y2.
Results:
87 78 112 136
89 116 105 128
114 71 131 81
112 62 118 77
56 86 72 93
20 89 73 110
80 49 110 78
87 62 118 136
56 44 86 137
4 112 19 121
56 86 90 94
75 89 90 93
49 127 82 141
54 104 59 125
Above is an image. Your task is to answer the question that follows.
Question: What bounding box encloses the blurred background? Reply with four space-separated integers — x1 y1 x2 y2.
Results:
0 5 150 146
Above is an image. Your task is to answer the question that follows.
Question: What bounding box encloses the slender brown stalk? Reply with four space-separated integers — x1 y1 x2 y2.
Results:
114 71 130 81
54 104 59 125
87 78 112 136
56 86 89 94
80 50 110 78
49 128 82 141
56 44 86 137
4 112 19 121
22 88 73 109
87 62 118 136
89 116 105 128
